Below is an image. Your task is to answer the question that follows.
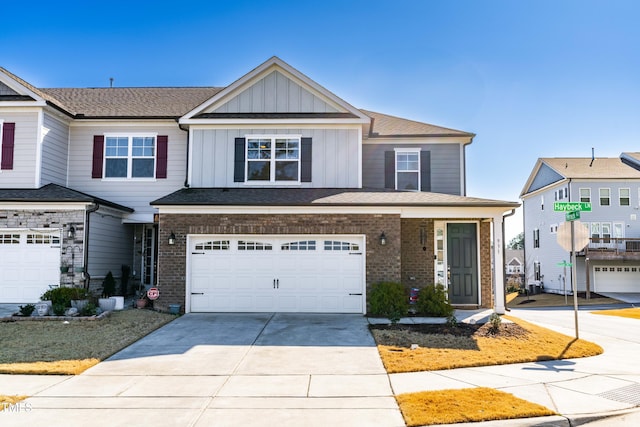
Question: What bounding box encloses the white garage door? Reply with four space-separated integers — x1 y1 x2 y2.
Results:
0 230 61 303
593 265 640 293
188 235 365 313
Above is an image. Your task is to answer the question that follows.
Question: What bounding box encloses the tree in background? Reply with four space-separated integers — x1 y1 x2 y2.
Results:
508 232 524 249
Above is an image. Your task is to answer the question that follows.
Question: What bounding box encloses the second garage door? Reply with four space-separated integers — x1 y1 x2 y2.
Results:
188 235 365 313
593 265 640 293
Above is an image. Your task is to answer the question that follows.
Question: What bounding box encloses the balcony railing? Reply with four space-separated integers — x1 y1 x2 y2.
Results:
583 237 640 256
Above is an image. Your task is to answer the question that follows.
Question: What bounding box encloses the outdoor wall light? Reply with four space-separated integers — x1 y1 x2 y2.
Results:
67 225 75 239
379 232 387 246
168 232 176 245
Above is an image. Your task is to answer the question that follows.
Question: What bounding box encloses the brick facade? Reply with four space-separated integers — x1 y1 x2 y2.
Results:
156 213 495 312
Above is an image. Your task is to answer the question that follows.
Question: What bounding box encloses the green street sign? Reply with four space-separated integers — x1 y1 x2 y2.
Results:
557 261 573 267
554 201 592 212
565 210 581 221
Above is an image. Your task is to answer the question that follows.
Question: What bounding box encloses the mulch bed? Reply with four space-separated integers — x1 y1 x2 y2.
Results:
370 323 529 348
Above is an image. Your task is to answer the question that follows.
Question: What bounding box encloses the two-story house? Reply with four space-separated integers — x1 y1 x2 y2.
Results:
521 156 640 296
0 57 518 313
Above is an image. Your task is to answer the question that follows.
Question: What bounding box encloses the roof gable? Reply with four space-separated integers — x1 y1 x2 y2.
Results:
181 57 370 123
0 67 47 105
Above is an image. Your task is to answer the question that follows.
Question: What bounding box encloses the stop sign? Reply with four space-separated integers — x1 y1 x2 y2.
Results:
557 220 590 252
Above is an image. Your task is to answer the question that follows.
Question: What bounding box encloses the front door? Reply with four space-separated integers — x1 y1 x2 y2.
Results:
447 223 478 305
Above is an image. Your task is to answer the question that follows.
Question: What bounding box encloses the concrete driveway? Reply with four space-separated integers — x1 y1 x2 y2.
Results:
2 313 403 427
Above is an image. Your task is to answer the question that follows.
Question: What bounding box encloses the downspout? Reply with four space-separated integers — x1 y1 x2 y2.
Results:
179 123 190 188
502 208 517 311
83 203 100 289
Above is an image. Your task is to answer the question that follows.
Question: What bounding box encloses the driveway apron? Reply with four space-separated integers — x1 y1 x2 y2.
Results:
3 313 403 427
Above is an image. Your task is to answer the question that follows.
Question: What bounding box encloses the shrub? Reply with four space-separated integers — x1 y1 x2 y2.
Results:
18 303 36 317
102 271 116 297
488 312 502 333
41 287 89 308
80 302 97 316
52 303 66 316
416 284 454 317
369 281 408 323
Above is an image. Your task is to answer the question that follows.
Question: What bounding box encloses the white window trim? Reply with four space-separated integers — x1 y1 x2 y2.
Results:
244 134 302 185
102 132 158 181
579 187 591 203
394 147 421 191
599 188 611 206
619 188 631 206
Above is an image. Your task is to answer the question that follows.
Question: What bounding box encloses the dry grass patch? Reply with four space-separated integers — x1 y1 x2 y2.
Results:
396 387 556 426
591 307 640 320
372 316 603 373
0 395 27 411
508 291 619 308
0 309 174 375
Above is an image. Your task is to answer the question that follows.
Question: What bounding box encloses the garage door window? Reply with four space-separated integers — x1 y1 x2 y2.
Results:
195 240 230 251
27 233 60 245
324 240 359 251
1 234 20 244
281 240 316 251
238 241 272 251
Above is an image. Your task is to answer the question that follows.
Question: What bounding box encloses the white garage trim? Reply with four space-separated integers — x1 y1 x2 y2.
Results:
593 265 640 293
0 228 61 303
186 234 366 314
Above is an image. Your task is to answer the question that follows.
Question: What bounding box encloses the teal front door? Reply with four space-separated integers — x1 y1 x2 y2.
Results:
447 223 478 305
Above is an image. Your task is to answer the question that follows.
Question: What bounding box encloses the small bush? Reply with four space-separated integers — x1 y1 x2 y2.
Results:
41 287 89 308
102 271 116 297
488 312 502 333
369 281 408 323
446 313 458 327
18 304 36 317
416 284 454 317
80 302 97 316
52 303 66 316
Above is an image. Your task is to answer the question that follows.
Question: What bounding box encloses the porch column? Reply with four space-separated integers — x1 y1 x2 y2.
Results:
493 214 506 314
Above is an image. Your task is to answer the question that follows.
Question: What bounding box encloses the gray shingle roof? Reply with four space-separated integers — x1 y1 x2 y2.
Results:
0 183 133 212
40 87 223 118
152 187 518 208
541 157 640 179
361 110 474 138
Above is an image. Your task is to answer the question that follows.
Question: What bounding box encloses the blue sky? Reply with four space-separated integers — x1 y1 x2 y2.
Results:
2 0 639 239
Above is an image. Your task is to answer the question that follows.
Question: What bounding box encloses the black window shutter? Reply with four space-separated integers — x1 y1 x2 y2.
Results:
420 151 431 192
301 137 312 182
384 151 395 189
234 138 246 182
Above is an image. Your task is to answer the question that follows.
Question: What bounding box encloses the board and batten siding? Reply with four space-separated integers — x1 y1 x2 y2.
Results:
362 143 462 195
87 208 133 279
0 111 39 188
190 127 359 188
211 71 339 114
40 113 70 186
67 123 187 221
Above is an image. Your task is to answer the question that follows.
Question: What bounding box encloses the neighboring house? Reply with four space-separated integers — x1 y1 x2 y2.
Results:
0 57 518 313
505 249 525 288
520 155 640 295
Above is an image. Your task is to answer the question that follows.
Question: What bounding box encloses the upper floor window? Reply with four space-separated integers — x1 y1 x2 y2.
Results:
105 135 156 178
599 188 610 206
580 188 591 203
395 149 420 191
246 136 300 182
533 229 540 248
540 195 544 210
619 188 630 206
92 134 168 180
